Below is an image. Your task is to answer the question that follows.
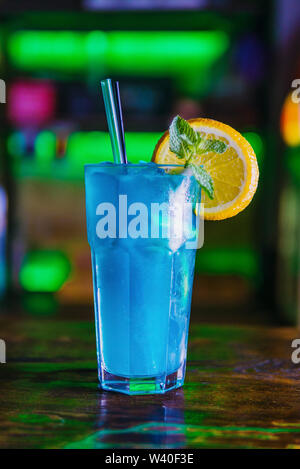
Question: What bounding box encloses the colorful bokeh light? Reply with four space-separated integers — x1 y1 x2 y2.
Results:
280 92 300 147
195 247 259 279
8 30 229 75
8 80 56 127
20 250 71 292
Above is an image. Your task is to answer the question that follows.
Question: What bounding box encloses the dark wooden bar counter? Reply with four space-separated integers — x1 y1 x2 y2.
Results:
0 304 300 449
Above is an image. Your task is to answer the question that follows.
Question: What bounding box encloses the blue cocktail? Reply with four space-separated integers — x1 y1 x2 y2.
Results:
85 163 200 394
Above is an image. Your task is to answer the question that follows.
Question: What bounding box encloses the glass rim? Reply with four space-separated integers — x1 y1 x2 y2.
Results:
84 163 185 169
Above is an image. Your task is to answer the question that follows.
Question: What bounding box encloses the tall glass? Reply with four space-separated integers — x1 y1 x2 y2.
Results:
85 163 201 395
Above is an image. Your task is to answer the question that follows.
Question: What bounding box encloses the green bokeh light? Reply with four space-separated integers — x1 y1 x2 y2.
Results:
20 250 71 292
8 30 228 75
242 131 264 166
106 31 229 74
286 146 300 186
22 293 58 317
8 31 96 71
195 247 259 279
8 131 163 165
8 130 264 180
35 130 57 164
66 131 162 165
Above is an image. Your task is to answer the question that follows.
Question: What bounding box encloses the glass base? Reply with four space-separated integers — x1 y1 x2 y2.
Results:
98 362 186 395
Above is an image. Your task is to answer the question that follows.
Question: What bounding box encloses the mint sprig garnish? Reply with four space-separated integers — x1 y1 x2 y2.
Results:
169 115 198 158
169 115 227 199
189 163 214 200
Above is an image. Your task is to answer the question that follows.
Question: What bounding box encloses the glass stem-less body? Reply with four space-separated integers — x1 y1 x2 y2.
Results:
85 164 200 395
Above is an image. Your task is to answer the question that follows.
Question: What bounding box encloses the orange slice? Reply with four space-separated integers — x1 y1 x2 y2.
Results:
152 118 259 220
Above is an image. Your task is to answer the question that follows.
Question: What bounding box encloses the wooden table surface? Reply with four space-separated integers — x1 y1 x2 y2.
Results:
0 305 300 449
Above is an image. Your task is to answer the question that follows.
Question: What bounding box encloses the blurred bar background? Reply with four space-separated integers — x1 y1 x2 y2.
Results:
0 0 299 325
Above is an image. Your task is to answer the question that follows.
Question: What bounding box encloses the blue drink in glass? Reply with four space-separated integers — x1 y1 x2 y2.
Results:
85 163 200 394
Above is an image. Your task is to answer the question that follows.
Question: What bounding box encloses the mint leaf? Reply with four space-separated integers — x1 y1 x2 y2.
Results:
169 129 190 159
169 115 227 163
197 138 226 154
168 115 228 199
173 115 198 145
189 163 214 200
169 115 198 159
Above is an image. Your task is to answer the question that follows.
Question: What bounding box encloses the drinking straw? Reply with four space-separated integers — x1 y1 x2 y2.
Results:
114 81 127 164
101 78 127 164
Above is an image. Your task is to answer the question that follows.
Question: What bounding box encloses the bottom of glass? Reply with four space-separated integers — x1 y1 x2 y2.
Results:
98 362 186 395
